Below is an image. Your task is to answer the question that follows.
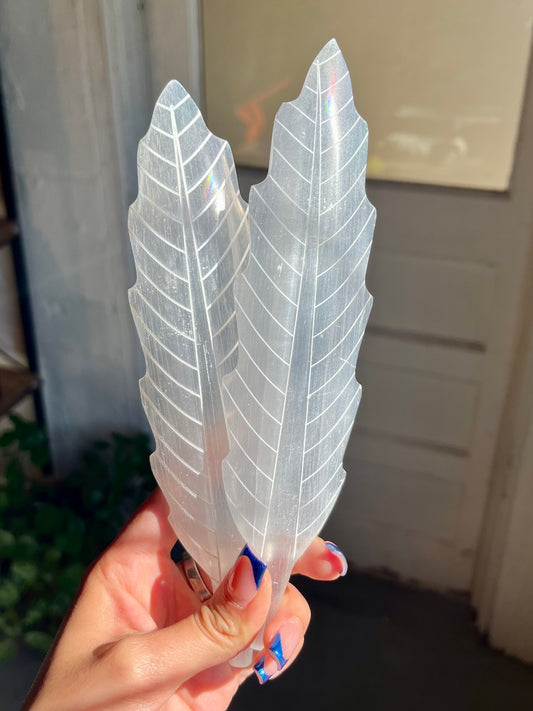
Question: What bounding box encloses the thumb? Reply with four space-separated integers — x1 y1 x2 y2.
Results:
107 546 269 696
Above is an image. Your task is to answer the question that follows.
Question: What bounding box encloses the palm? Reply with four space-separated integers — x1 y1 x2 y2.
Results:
94 490 248 710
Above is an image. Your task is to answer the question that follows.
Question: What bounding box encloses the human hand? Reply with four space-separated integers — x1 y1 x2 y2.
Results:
24 488 347 711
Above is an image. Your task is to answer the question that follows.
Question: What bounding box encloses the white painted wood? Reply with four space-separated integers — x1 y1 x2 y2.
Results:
361 332 484 382
347 431 467 484
357 361 478 450
454 62 533 560
324 512 473 591
344 457 463 540
471 231 533 660
368 252 496 344
486 415 533 662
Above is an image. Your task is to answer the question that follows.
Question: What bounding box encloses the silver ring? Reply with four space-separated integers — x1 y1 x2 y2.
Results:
182 551 212 602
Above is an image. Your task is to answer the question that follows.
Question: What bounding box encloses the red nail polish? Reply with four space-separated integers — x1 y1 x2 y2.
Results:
325 541 348 576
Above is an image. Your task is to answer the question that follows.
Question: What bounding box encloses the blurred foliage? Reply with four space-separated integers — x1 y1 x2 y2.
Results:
0 415 154 661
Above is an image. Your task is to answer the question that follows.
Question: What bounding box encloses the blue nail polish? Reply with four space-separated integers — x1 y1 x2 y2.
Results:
254 655 273 684
325 541 348 576
269 632 288 669
170 539 186 565
240 544 266 589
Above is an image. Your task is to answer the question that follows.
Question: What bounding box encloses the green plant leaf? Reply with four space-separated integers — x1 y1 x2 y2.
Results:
0 580 20 608
23 599 50 628
0 528 16 551
24 630 53 654
49 592 72 618
0 418 155 657
5 459 26 507
58 563 86 595
44 547 62 565
9 515 33 537
30 444 50 467
0 637 17 660
35 504 65 536
0 614 21 637
12 533 40 560
65 514 86 537
41 571 54 586
12 560 39 586
8 413 25 427
0 429 17 447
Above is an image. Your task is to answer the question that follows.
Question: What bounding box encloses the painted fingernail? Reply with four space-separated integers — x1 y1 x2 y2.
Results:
254 654 278 684
226 546 266 607
170 539 186 565
240 544 267 588
325 541 348 576
268 617 303 671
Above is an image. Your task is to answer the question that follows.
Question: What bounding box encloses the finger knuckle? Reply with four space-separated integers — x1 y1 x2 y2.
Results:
194 602 242 649
107 638 158 691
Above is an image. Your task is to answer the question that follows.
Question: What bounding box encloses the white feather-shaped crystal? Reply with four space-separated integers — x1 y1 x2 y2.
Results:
222 40 375 615
128 80 249 588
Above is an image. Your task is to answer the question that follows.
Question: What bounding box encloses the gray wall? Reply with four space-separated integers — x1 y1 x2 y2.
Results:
0 0 199 471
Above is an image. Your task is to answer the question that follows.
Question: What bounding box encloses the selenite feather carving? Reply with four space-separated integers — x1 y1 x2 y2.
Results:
128 80 249 589
128 41 376 626
222 39 376 616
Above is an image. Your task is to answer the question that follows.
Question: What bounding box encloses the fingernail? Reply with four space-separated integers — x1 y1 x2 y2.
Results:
240 544 267 588
325 541 348 576
170 539 186 565
268 617 303 671
254 654 278 684
226 546 266 607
